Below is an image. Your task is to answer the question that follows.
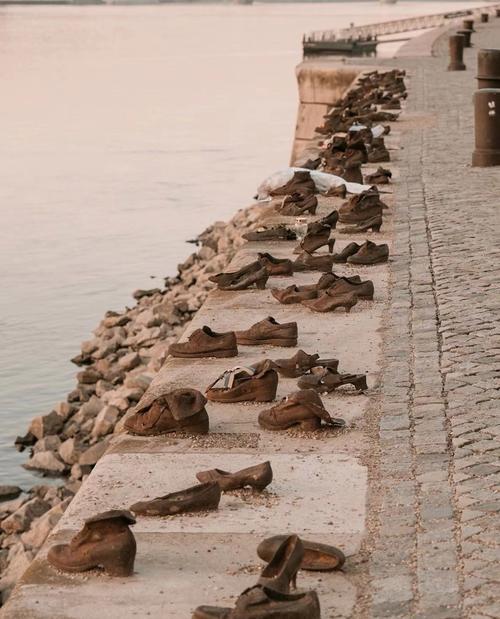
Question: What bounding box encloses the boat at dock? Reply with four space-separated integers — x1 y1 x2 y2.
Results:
303 35 377 57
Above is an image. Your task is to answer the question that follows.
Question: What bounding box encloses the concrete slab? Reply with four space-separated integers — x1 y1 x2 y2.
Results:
55 452 367 548
5 534 358 619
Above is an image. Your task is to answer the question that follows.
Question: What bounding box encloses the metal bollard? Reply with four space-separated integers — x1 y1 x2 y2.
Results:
497 8 500 17
481 13 489 23
463 19 475 31
448 35 466 71
457 29 472 48
477 48 500 88
472 88 500 166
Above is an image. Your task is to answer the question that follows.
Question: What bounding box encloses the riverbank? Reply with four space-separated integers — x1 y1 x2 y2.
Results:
2 8 500 618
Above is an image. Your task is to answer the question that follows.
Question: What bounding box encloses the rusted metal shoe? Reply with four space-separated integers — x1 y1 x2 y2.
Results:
338 189 387 225
301 291 358 313
258 389 345 431
318 209 339 228
271 285 318 305
269 171 316 197
243 226 297 242
257 253 294 277
209 261 261 287
293 252 335 273
192 587 321 619
297 272 361 292
168 326 238 359
276 193 318 216
124 389 209 436
365 167 392 186
47 510 136 577
257 535 345 571
196 461 273 492
325 276 374 300
257 535 304 593
293 223 334 255
272 350 339 378
235 317 298 348
340 214 382 234
206 362 278 403
346 240 389 265
331 242 361 263
130 482 221 517
217 266 269 291
298 367 368 393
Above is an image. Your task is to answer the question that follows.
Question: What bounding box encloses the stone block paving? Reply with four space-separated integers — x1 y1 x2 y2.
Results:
360 22 500 619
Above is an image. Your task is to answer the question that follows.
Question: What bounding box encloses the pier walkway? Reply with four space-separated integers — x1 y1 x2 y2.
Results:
2 16 500 619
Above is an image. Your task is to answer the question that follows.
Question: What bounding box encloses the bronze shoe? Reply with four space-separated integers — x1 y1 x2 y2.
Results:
301 291 358 313
125 389 209 436
298 367 368 393
130 482 221 517
272 350 339 378
258 390 345 431
293 223 334 255
258 535 304 593
318 209 339 228
271 285 318 305
196 461 273 492
209 261 261 287
347 240 389 265
168 326 238 359
269 171 316 197
323 184 347 198
297 272 361 293
338 190 387 225
326 277 374 300
257 535 345 572
218 266 269 291
235 317 298 347
47 510 136 577
340 214 382 234
364 167 392 185
258 253 294 277
242 226 296 242
331 242 361 263
206 362 278 403
276 193 318 216
293 252 335 273
193 587 321 619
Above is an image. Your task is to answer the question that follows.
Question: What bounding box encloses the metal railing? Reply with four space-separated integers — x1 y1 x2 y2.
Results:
304 3 500 43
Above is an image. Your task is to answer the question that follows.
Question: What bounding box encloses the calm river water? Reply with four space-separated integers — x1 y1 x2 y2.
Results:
0 1 485 485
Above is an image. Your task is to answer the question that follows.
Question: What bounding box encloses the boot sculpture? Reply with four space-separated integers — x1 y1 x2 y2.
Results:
125 388 209 436
269 171 316 197
258 390 345 431
272 350 339 378
47 510 136 576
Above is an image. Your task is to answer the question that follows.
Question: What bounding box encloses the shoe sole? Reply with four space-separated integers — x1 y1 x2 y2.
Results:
347 256 388 265
170 349 237 359
236 338 297 347
125 421 209 436
258 417 320 431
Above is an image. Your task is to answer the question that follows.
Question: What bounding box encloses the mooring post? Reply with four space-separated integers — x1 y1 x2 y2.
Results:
457 29 472 47
481 13 489 23
448 35 466 71
477 48 500 88
496 8 500 17
472 88 500 166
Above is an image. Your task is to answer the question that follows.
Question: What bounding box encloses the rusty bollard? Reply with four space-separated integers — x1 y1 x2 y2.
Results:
448 35 466 71
457 29 472 48
472 89 500 166
481 13 489 23
463 18 475 31
477 48 500 88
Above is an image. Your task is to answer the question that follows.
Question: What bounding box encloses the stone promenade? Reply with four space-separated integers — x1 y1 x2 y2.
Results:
361 20 500 619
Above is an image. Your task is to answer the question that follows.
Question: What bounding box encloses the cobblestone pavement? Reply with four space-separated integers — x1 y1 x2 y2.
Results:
362 22 500 619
